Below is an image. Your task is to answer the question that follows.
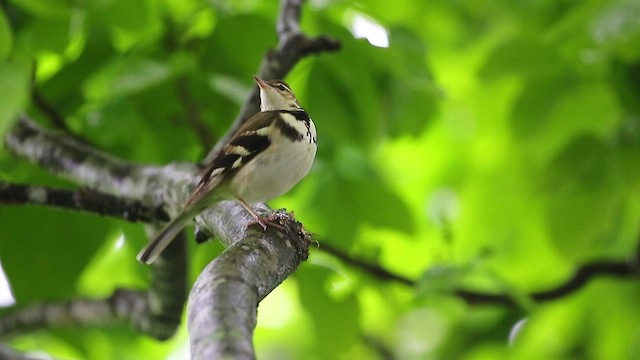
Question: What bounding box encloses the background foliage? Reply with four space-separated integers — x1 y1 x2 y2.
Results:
1 0 640 359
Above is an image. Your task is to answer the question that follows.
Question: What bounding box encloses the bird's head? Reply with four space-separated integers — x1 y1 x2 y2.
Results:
254 76 301 111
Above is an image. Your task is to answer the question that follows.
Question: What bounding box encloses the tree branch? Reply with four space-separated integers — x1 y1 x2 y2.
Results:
0 182 168 223
0 235 188 340
0 343 42 360
0 289 147 337
140 231 188 340
188 209 311 360
319 243 640 307
319 242 415 286
5 115 198 217
456 259 638 306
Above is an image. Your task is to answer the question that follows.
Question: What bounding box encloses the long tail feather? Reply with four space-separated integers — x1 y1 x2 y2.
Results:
137 209 195 264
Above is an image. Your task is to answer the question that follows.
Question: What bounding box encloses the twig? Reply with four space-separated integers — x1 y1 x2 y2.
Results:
319 242 415 286
31 89 94 147
534 260 637 300
31 89 71 134
319 242 640 307
457 259 638 306
176 77 214 151
0 182 168 223
362 334 396 360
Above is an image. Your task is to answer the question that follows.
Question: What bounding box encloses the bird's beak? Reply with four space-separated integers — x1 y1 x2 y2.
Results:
254 76 269 89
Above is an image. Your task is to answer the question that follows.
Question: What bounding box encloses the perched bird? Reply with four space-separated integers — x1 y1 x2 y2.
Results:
137 76 317 264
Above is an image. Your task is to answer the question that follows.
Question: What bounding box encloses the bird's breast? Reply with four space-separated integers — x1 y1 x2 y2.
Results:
230 116 317 203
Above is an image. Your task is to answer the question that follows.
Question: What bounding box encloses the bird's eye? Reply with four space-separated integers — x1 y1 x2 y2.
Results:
276 84 286 91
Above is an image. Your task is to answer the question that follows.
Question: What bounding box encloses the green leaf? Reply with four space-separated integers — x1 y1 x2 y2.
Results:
83 57 175 101
0 10 12 58
383 27 439 137
480 36 563 79
309 166 414 242
296 266 361 357
0 59 31 141
203 14 276 76
306 39 382 148
17 7 87 80
416 264 467 298
591 0 640 61
541 135 625 259
0 208 114 303
512 78 622 164
86 0 163 51
11 0 72 18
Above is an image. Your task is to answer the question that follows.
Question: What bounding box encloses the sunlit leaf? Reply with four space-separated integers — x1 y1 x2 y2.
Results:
296 266 360 357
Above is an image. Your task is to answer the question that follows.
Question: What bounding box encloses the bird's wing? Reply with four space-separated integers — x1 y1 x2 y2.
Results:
184 111 276 207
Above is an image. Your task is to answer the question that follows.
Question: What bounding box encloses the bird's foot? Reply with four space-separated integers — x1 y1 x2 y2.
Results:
246 213 287 232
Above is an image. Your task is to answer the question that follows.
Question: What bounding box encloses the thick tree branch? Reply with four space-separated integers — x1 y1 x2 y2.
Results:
186 2 337 352
6 116 151 194
140 231 188 339
0 182 168 223
0 289 147 337
277 0 301 37
189 209 310 360
5 116 198 217
0 235 187 340
202 0 340 164
0 343 42 360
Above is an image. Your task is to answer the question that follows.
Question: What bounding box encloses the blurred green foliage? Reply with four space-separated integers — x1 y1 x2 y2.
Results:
1 0 640 359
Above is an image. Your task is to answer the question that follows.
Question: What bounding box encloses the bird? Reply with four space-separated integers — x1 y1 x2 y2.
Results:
137 76 317 265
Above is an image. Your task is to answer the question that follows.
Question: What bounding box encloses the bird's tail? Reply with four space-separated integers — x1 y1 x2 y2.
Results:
137 209 195 265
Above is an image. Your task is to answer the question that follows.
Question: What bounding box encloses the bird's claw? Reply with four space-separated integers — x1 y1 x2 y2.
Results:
246 213 287 232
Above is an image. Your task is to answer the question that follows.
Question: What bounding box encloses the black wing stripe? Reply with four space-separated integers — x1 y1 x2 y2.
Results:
280 110 309 121
230 134 270 154
277 110 311 142
276 117 304 141
213 153 242 172
213 133 271 174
